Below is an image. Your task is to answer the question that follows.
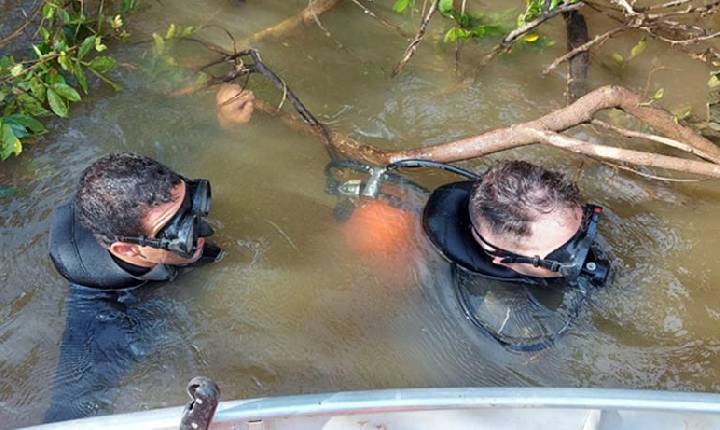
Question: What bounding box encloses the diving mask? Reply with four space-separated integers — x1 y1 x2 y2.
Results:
471 204 610 286
117 179 214 258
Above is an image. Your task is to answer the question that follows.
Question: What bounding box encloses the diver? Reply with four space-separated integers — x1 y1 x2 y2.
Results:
327 159 611 351
213 80 612 350
45 152 224 422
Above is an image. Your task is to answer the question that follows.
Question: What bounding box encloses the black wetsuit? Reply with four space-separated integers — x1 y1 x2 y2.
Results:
422 181 606 351
44 203 214 422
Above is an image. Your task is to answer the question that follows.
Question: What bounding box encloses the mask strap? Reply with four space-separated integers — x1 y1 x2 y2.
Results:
116 235 168 250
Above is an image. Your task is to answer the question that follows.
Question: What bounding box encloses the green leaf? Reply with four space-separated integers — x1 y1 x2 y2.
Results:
57 52 71 71
392 0 410 13
6 114 46 134
611 52 624 64
165 24 177 39
38 26 51 42
88 55 116 74
444 27 471 43
7 122 29 139
152 32 165 56
672 103 692 121
438 0 454 15
72 61 89 94
29 78 46 102
78 36 96 59
41 3 55 20
47 88 69 118
652 87 665 100
629 37 646 60
1 123 22 159
18 94 50 116
95 36 107 52
10 64 24 77
708 74 720 88
56 8 70 24
121 0 137 13
180 26 196 38
52 83 81 102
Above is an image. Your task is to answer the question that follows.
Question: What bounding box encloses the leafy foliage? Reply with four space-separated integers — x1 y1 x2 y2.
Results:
141 23 201 93
0 0 136 160
391 0 565 46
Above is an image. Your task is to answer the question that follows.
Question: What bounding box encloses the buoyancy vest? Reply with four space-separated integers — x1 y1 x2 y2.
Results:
422 181 550 286
49 203 177 290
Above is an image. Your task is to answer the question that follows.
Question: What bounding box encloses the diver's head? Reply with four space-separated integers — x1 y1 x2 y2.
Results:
75 152 213 267
468 161 584 278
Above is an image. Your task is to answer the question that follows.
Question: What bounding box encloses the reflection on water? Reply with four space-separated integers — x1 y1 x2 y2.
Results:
2 0 720 427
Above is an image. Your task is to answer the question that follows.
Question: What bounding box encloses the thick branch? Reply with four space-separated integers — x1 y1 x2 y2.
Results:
385 85 720 164
392 0 439 77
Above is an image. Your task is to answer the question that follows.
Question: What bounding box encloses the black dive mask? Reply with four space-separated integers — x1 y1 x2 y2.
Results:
472 204 609 285
118 179 214 259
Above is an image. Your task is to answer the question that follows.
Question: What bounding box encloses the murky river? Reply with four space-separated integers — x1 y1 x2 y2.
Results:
2 1 720 427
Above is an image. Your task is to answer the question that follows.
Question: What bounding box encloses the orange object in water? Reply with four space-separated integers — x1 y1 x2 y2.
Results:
341 199 416 255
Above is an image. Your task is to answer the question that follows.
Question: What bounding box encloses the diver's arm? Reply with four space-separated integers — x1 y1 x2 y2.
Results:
44 285 143 423
216 83 256 128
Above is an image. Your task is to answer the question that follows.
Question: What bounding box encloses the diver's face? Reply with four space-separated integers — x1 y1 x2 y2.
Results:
109 181 205 267
473 206 583 278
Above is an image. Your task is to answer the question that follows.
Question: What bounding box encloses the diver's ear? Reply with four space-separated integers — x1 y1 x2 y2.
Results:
109 242 141 258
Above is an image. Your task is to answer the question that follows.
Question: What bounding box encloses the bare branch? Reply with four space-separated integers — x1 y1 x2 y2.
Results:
525 128 720 178
543 27 626 75
0 2 42 48
392 0 439 77
591 119 719 163
349 0 409 36
482 1 585 65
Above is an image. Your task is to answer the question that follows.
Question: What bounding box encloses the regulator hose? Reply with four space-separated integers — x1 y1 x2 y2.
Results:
386 159 481 180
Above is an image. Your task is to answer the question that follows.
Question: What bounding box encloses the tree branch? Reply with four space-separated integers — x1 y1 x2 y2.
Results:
543 26 626 75
392 0 439 77
381 85 720 165
525 128 720 178
481 1 585 65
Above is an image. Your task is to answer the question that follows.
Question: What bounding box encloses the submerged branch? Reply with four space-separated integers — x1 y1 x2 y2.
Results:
563 10 590 102
238 0 341 48
544 27 626 75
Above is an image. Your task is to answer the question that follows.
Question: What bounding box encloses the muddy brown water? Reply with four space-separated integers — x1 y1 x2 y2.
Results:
2 1 720 428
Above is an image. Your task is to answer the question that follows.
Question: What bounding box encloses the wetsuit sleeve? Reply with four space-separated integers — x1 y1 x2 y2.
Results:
43 284 146 423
